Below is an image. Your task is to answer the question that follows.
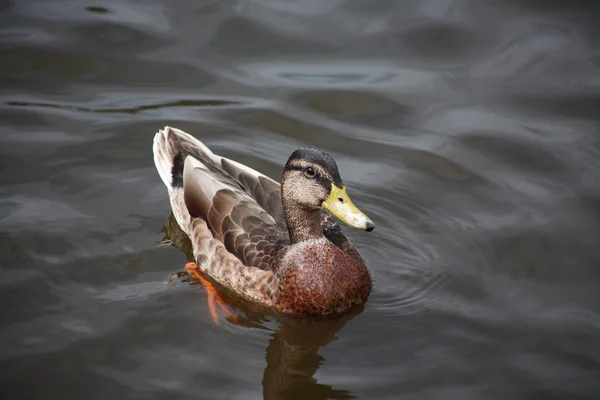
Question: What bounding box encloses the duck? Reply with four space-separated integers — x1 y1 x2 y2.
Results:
153 126 374 318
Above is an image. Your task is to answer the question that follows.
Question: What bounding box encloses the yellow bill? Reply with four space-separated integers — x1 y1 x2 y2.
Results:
322 185 374 231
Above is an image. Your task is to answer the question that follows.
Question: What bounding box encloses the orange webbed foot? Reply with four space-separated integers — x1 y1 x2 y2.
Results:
184 262 237 325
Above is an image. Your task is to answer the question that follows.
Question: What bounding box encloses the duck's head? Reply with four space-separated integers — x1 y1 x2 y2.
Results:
282 148 374 232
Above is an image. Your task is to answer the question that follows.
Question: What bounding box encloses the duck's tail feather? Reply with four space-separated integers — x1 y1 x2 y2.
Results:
153 126 215 193
153 126 214 233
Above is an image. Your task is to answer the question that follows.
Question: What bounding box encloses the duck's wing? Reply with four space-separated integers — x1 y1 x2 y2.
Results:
217 158 285 225
154 127 289 270
160 126 285 223
184 156 290 270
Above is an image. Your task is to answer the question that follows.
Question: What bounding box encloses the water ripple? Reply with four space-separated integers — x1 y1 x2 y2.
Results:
5 98 249 114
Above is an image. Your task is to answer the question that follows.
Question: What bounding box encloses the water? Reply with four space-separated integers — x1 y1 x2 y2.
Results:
1 1 600 399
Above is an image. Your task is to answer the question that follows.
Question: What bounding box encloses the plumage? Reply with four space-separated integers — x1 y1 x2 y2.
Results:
153 126 374 315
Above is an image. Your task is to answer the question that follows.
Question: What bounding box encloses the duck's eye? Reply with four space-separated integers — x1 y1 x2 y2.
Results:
304 166 316 178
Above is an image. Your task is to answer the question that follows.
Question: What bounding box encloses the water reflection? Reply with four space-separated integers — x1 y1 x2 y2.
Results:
262 312 361 400
161 213 361 399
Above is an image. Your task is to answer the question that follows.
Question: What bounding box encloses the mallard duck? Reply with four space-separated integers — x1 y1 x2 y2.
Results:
153 126 374 316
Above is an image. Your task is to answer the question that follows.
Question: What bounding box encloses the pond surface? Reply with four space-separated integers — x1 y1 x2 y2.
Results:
1 1 600 399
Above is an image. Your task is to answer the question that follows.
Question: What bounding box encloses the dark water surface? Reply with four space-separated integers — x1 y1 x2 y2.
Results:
2 1 600 399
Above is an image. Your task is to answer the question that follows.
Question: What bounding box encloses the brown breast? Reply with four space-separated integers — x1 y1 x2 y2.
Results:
274 239 372 314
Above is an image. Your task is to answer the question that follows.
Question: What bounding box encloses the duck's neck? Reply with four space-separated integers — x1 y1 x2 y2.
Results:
282 197 323 244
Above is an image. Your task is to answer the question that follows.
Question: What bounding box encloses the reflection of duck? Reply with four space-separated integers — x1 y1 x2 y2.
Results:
263 311 363 400
153 127 374 319
161 212 363 400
